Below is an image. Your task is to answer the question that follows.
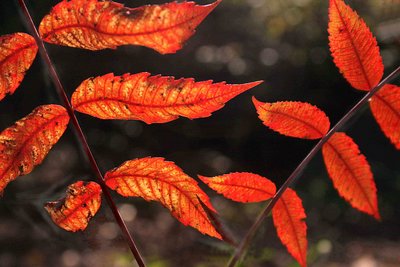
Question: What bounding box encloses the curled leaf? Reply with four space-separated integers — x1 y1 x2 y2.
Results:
370 84 400 149
105 157 222 239
39 0 220 54
253 97 330 139
328 0 383 91
198 172 276 203
0 32 37 101
72 73 262 124
45 181 102 232
272 188 307 267
322 132 380 219
0 105 69 193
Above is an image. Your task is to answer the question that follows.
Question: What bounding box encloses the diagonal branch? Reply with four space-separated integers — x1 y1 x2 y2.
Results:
227 65 400 267
17 1 146 266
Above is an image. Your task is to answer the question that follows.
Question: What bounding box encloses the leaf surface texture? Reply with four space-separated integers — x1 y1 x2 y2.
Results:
45 181 102 232
72 73 261 124
0 105 69 193
328 0 383 91
39 0 219 54
322 132 380 219
105 157 222 239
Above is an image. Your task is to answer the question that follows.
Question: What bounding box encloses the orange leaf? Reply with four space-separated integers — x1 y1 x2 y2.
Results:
105 157 222 239
198 172 276 203
39 0 219 54
0 104 69 193
72 73 261 124
322 132 380 219
328 0 383 91
0 32 37 101
370 84 400 149
253 97 330 139
272 188 307 267
45 181 102 232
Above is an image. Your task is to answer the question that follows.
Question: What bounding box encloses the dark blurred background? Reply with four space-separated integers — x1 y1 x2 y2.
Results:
0 0 399 266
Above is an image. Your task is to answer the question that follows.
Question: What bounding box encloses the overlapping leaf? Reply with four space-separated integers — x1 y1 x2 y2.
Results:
370 84 400 149
72 73 261 124
272 188 307 267
0 105 69 193
322 132 380 219
104 157 222 239
253 98 330 139
45 181 102 232
0 32 37 101
198 172 276 203
328 0 383 91
39 0 219 54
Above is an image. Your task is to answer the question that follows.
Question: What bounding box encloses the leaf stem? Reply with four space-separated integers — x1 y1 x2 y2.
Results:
17 1 146 266
227 65 400 267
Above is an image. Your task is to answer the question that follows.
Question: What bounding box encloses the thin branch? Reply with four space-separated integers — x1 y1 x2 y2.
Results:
227 65 400 267
17 1 146 266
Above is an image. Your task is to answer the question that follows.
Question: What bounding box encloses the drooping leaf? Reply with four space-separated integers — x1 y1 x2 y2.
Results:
0 105 69 193
253 97 330 139
45 181 102 232
198 172 276 203
105 157 222 239
272 188 307 267
370 84 400 149
322 132 380 219
0 32 38 101
72 73 262 124
39 0 220 54
328 0 383 91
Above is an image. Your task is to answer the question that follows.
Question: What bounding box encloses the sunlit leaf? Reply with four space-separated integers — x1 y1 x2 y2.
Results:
45 181 102 232
328 0 383 91
0 105 69 193
370 84 400 149
72 73 262 124
198 172 276 203
253 97 330 139
272 188 307 267
105 157 222 239
322 132 380 219
0 32 37 101
39 0 220 54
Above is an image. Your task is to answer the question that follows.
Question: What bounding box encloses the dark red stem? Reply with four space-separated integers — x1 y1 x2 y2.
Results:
17 1 146 266
227 66 400 267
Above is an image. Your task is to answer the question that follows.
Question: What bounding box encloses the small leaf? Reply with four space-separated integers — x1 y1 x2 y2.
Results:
45 181 102 232
0 32 38 101
39 0 220 54
322 132 380 219
272 188 307 267
0 105 69 193
198 172 276 203
105 157 222 239
370 84 400 149
72 73 262 124
253 97 330 139
328 0 383 91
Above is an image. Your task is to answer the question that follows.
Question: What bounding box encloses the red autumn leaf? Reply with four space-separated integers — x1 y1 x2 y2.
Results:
0 32 37 101
272 188 307 267
45 181 102 232
39 0 219 54
0 104 69 193
253 97 330 139
104 157 222 239
322 132 380 219
370 84 400 149
72 73 262 124
198 172 276 203
328 0 384 91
